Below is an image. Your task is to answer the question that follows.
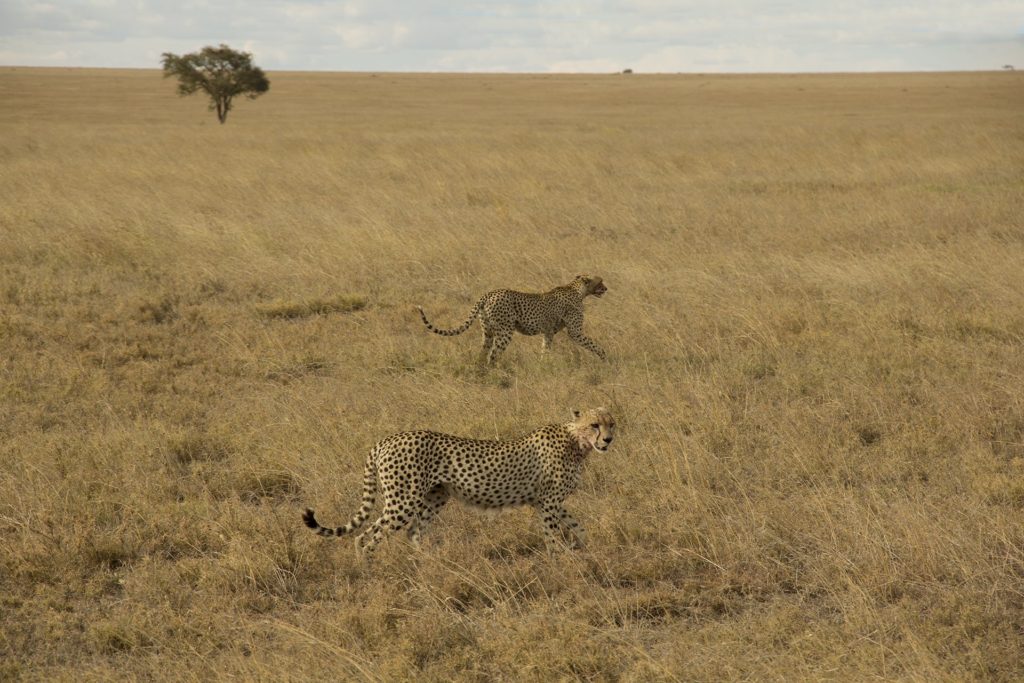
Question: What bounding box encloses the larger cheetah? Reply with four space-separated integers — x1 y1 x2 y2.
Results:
302 407 616 558
417 274 608 365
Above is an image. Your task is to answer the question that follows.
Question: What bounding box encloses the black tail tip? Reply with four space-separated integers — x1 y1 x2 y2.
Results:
302 508 318 529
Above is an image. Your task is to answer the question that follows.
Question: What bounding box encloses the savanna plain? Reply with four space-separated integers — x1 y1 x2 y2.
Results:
1 67 1023 681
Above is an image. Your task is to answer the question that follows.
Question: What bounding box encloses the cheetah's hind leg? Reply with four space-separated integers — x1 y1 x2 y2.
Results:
406 485 450 548
487 330 514 366
479 327 496 366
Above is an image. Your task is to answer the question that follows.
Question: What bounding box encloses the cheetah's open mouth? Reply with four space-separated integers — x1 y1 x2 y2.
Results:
594 443 609 452
593 282 607 297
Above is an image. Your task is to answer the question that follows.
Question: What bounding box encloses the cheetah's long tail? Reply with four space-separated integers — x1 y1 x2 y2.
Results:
302 454 377 538
417 296 484 336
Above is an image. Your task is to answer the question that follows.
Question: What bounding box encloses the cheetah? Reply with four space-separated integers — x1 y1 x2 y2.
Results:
302 407 616 559
417 274 608 365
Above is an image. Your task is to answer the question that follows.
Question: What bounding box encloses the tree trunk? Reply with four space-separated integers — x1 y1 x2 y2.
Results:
216 98 227 124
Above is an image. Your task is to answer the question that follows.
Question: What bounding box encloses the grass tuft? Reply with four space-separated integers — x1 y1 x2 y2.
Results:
233 470 303 504
256 295 367 320
168 434 231 465
135 297 178 324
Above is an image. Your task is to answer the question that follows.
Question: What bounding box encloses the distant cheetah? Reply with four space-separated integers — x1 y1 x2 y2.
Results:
302 407 616 558
417 274 608 364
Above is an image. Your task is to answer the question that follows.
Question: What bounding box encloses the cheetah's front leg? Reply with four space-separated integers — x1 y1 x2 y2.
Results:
564 313 606 360
556 508 587 549
537 502 584 553
566 327 606 360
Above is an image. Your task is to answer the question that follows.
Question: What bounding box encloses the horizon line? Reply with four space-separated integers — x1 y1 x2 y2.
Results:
0 64 1016 76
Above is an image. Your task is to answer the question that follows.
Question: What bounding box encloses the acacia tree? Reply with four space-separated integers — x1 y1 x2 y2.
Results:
161 44 269 124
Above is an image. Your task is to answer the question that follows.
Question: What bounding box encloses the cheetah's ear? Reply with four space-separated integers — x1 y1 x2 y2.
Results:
571 408 581 420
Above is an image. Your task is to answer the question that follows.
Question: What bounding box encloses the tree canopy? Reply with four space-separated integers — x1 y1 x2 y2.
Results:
161 44 269 124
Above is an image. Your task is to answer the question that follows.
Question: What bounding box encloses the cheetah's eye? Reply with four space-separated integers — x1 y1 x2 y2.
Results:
590 423 600 429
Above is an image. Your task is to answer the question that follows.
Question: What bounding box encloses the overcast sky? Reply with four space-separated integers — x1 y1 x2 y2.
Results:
1 1 1021 73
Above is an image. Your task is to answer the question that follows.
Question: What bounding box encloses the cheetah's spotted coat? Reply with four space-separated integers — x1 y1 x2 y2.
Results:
417 274 608 365
302 408 616 558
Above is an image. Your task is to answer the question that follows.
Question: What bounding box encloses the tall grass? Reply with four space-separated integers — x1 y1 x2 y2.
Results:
1 67 1023 680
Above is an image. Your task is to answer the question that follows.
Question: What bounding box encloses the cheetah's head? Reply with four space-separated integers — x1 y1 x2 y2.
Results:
573 274 607 298
569 407 616 453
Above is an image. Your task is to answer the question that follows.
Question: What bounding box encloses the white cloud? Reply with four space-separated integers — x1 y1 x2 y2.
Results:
0 0 1020 71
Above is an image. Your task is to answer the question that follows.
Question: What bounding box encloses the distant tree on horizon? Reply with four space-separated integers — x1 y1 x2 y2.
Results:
161 44 269 124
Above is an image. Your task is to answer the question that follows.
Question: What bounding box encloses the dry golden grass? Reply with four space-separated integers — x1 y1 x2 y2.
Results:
2 66 1023 680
